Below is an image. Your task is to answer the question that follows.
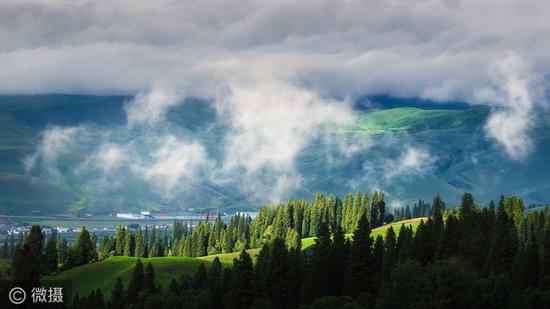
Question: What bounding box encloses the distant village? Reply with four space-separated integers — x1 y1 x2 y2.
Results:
0 210 259 238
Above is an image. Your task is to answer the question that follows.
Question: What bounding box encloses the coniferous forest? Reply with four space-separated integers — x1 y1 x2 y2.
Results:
3 192 550 308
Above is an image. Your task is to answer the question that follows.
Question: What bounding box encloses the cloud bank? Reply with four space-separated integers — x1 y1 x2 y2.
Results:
7 0 550 207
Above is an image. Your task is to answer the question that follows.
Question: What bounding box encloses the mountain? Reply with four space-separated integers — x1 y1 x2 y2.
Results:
0 95 549 215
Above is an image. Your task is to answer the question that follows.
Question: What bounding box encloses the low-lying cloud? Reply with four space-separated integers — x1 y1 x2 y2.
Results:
363 145 436 183
24 125 83 177
480 53 541 160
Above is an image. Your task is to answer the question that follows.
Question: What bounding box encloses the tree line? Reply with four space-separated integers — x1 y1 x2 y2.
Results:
95 190 388 260
72 192 550 308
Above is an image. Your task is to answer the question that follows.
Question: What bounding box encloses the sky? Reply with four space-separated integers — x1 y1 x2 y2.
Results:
3 0 550 205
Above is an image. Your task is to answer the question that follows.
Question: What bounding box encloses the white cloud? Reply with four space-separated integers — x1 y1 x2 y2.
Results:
218 80 353 174
390 146 435 179
125 86 183 128
84 142 126 173
363 145 435 182
214 80 354 199
480 52 540 160
133 135 212 197
24 125 82 177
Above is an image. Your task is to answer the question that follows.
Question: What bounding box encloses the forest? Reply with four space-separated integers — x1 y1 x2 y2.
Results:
2 192 550 308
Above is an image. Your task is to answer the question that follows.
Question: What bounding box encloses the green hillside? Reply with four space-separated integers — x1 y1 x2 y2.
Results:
46 218 425 298
47 256 206 299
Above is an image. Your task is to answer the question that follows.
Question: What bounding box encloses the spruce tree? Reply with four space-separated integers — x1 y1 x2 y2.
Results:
144 262 156 293
307 223 333 300
432 194 444 236
344 214 375 297
115 227 124 256
397 224 415 262
59 238 68 264
73 227 95 266
44 236 58 274
194 263 208 290
331 225 348 296
266 238 289 308
135 227 144 258
255 243 271 293
373 234 385 277
208 257 224 308
110 277 125 309
228 250 256 309
126 259 144 302
382 226 398 278
541 213 550 286
488 199 518 274
513 223 539 289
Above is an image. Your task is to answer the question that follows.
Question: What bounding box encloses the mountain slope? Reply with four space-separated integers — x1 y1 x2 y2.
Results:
1 95 549 214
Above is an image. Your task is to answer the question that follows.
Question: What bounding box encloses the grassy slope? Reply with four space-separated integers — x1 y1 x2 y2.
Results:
47 218 428 298
48 256 207 298
370 217 426 239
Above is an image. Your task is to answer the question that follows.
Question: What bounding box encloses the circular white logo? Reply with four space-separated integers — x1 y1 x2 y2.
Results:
9 287 26 305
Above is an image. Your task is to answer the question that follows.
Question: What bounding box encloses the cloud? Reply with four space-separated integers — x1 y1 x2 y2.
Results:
24 125 83 177
215 80 354 199
133 135 212 197
83 142 126 173
389 146 435 179
479 52 541 160
218 80 353 173
0 0 548 101
363 145 435 182
125 86 183 128
6 0 550 205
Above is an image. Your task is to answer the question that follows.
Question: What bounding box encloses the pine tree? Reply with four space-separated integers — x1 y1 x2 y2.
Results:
513 223 539 289
208 257 224 308
373 234 385 277
287 247 304 308
57 238 67 264
488 199 518 274
72 227 95 266
169 278 179 294
135 227 144 258
343 193 353 233
144 262 156 293
331 225 347 295
353 192 363 230
307 222 333 300
255 243 270 295
414 219 435 266
266 238 289 308
228 250 256 309
344 214 375 297
95 288 105 309
115 227 124 256
44 236 58 274
124 229 134 257
432 194 444 236
194 263 208 290
439 214 460 259
110 277 125 309
126 259 144 303
382 226 398 277
541 211 550 287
